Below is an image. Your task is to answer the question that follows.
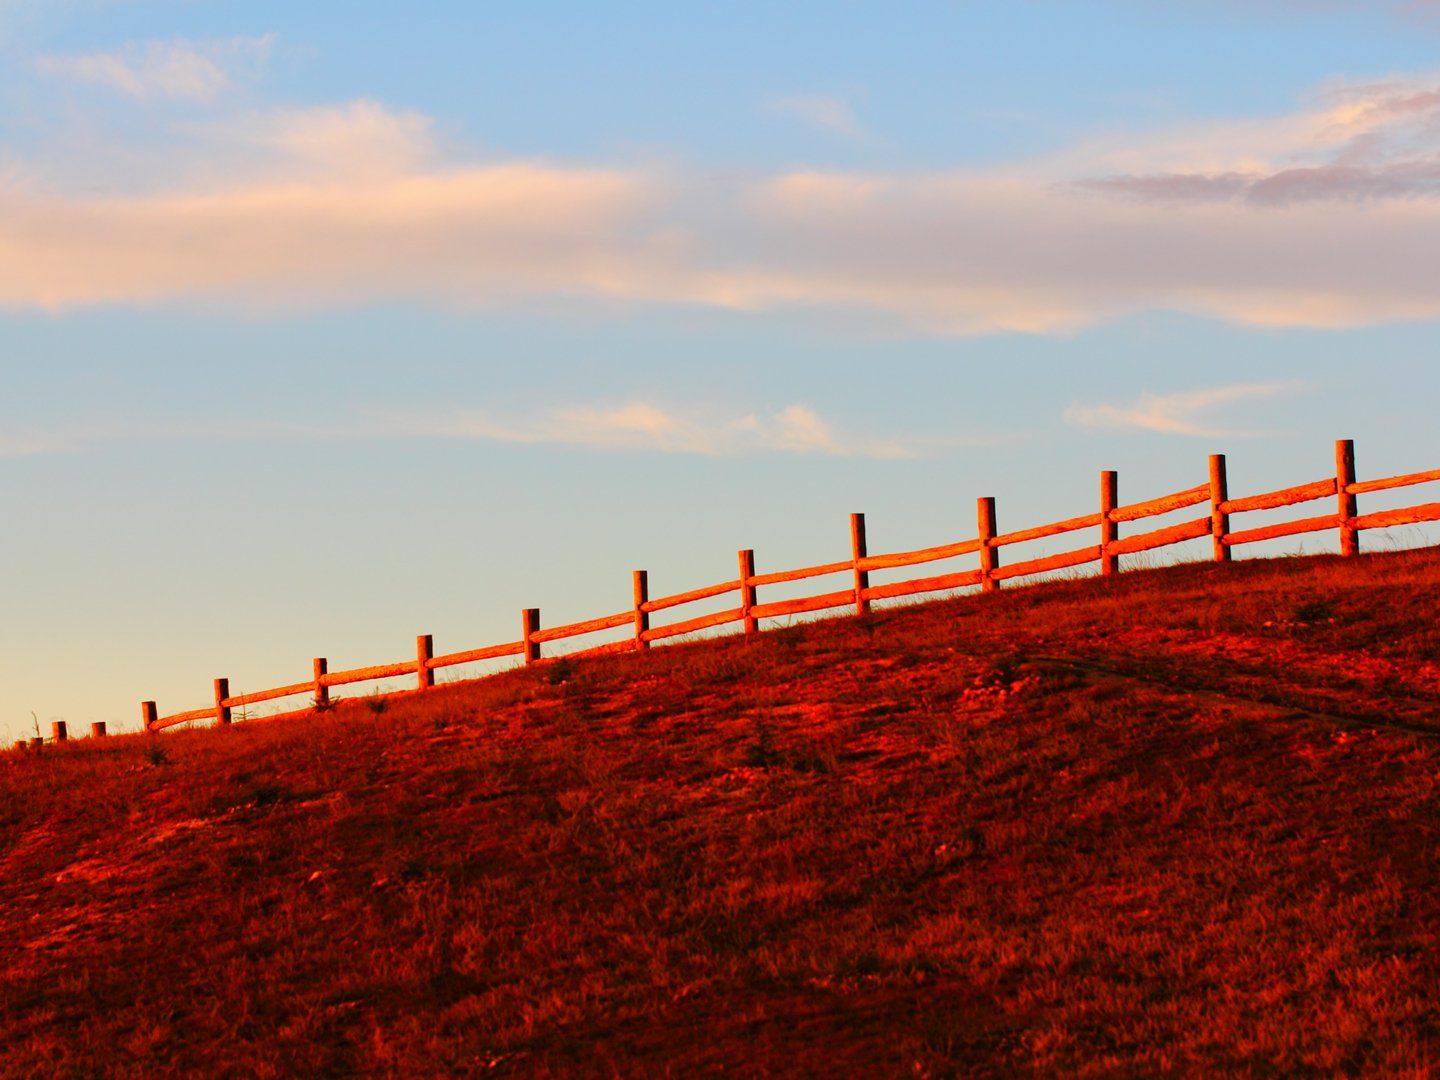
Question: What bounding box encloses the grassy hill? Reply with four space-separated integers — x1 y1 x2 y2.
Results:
4 547 1440 1077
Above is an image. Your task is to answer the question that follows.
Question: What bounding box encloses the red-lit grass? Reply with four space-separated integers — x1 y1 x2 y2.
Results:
3 548 1440 1076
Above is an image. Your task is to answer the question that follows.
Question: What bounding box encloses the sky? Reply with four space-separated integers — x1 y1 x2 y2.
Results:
4 0 1440 740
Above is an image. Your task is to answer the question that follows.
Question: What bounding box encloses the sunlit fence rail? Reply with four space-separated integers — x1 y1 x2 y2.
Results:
138 439 1440 734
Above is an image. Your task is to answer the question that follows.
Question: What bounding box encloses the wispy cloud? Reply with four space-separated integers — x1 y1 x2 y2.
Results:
768 94 871 142
0 432 83 458
1070 76 1440 204
1063 382 1309 437
35 34 274 102
0 401 927 461
379 402 917 459
8 77 1440 333
197 100 437 178
1224 1 1440 19
0 99 655 310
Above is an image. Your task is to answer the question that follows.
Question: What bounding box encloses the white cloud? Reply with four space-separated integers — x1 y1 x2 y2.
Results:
0 433 79 457
35 34 274 102
0 401 924 461
7 78 1440 334
379 402 916 458
1225 1 1440 17
1063 382 1309 437
200 100 437 178
768 94 871 142
1066 74 1440 203
0 101 666 310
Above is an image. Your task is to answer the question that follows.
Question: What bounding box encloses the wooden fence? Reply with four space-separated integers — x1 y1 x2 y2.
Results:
139 440 1440 734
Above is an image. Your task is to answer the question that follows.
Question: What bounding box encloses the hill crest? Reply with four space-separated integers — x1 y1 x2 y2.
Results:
4 547 1440 1075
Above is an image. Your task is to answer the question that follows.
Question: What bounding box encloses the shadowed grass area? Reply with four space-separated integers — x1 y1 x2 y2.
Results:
3 548 1440 1076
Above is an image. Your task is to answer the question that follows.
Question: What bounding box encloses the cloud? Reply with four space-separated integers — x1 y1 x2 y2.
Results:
1244 1 1440 14
1071 76 1440 204
1063 382 1309 437
1176 0 1440 26
0 98 658 309
35 34 274 101
198 100 437 178
8 78 1440 333
0 433 80 458
768 94 871 142
0 401 925 461
379 402 917 458
0 400 926 461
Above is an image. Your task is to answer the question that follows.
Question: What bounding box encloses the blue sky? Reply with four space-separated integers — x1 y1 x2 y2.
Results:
3 1 1439 739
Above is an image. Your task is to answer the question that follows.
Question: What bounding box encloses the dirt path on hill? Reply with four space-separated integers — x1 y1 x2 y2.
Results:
1022 626 1440 738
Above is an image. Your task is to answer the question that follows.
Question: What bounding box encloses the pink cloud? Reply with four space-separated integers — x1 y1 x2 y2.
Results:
1072 76 1440 205
7 85 1440 335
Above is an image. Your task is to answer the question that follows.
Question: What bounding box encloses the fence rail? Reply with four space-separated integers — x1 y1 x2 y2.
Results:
137 440 1440 734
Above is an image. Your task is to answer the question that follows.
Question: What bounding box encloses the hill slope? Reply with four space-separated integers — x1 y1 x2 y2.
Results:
4 548 1440 1077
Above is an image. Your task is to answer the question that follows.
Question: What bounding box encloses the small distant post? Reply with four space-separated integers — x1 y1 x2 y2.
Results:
1337 439 1359 557
977 497 999 593
141 701 158 732
313 658 330 709
417 634 434 690
850 513 870 615
90 722 107 739
51 721 67 743
29 737 42 749
1100 471 1119 576
1209 454 1231 563
522 609 541 665
633 570 650 651
214 678 232 726
738 550 757 634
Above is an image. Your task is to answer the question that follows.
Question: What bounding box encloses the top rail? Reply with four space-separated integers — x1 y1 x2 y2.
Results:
859 537 982 572
1223 478 1335 515
1110 484 1209 523
1348 468 1440 496
531 611 631 644
748 559 853 588
993 511 1100 549
324 660 416 688
432 641 526 669
642 579 739 614
224 680 313 709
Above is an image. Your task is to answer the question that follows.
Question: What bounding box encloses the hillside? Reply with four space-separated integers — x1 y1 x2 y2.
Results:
4 547 1440 1077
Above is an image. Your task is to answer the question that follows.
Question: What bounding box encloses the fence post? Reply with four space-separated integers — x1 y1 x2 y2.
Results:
141 701 157 731
416 635 434 690
1100 471 1119 576
522 609 540 665
977 497 999 593
1209 454 1231 563
51 721 67 743
313 658 329 709
1337 439 1359 556
214 678 232 726
738 549 757 634
633 570 650 651
90 722 106 739
851 513 870 615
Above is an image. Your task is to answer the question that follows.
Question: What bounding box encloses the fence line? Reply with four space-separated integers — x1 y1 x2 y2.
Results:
135 439 1440 734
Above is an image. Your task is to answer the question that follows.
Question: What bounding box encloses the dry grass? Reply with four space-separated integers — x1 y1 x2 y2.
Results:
3 548 1440 1077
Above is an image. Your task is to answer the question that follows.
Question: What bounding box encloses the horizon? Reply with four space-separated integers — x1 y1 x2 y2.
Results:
5 0 1440 740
